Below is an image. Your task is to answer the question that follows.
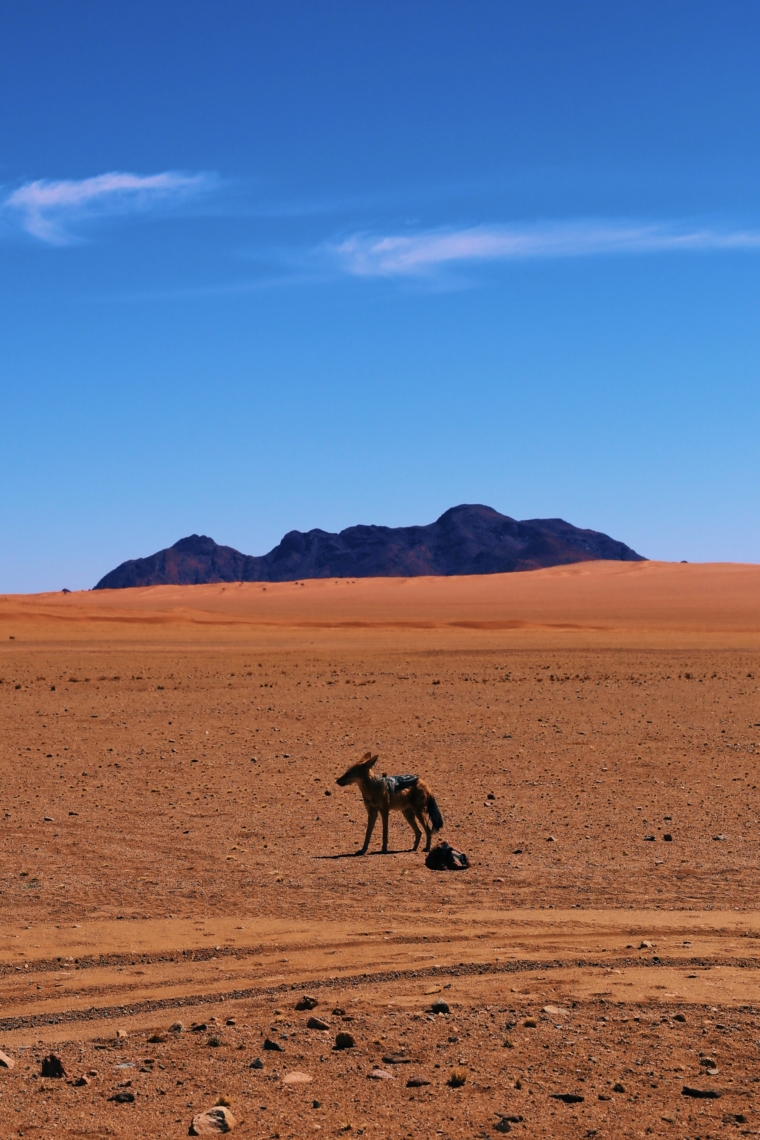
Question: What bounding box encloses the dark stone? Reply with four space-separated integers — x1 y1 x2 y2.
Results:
406 1077 431 1088
430 1001 450 1015
41 1054 66 1078
306 1017 330 1031
250 1057 264 1069
425 842 469 871
108 1090 135 1103
263 1038 283 1052
550 1092 585 1104
334 1032 355 1050
613 1082 625 1093
682 1086 721 1099
383 1055 412 1065
295 996 318 1011
94 507 645 589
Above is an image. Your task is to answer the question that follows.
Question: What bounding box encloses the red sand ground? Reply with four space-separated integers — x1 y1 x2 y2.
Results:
1 561 760 1138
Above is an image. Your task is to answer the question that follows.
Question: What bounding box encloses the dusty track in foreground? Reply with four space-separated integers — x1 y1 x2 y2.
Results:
2 565 760 1137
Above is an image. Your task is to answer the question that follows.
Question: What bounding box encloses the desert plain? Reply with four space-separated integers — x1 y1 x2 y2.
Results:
2 559 760 1138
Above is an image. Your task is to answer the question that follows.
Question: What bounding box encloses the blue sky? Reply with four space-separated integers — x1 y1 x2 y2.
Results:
2 1 760 591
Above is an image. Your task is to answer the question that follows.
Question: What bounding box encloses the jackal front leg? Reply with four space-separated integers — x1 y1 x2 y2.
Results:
358 807 378 855
381 809 390 853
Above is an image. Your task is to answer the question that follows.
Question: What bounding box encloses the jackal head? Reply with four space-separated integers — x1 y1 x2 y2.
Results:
336 751 378 786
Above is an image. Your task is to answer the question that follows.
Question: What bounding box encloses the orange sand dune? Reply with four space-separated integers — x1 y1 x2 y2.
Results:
2 559 760 646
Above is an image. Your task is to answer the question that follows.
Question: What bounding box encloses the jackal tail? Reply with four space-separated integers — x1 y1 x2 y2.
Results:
427 794 444 833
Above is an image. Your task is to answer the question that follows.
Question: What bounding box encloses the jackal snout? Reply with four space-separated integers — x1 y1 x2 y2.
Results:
336 750 377 786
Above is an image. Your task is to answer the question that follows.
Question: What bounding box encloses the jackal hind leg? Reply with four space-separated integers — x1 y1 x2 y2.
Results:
359 807 378 855
416 809 433 852
403 806 422 850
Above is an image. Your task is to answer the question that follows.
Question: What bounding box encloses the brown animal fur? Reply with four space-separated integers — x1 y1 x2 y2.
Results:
336 752 444 855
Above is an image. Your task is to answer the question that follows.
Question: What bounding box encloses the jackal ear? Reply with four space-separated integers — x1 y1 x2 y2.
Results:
368 754 379 768
361 750 373 762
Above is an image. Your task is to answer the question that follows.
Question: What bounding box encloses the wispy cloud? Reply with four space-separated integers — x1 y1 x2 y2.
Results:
328 220 760 277
3 170 218 244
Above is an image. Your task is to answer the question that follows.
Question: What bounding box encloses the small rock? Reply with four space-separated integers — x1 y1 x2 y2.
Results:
382 1055 411 1065
663 833 673 841
704 1067 719 1076
643 835 655 841
431 1000 449 1015
191 1023 207 1033
334 1032 355 1050
148 1033 166 1043
263 1038 283 1052
189 1105 237 1134
169 1022 184 1033
115 1029 128 1038
225 1018 236 1026
332 1007 346 1016
712 834 728 841
0 1050 15 1070
367 1069 395 1080
639 940 654 949
295 995 318 1011
307 1016 330 1031
674 1013 686 1023
41 1054 66 1078
73 1075 89 1087
613 1082 625 1093
661 1114 676 1123
550 1092 585 1104
699 1057 717 1068
682 1085 721 1099
282 1071 312 1085
109 1090 135 1103
546 836 555 842
494 1122 512 1135
542 1005 569 1017
250 1058 264 1070
406 1077 431 1088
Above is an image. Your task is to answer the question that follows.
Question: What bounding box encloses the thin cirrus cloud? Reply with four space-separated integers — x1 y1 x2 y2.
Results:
328 220 760 278
3 170 218 244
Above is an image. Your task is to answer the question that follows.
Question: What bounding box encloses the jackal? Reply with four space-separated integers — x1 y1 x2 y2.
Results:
336 751 444 855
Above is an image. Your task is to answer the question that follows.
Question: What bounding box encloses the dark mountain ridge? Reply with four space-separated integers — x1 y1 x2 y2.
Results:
94 505 645 589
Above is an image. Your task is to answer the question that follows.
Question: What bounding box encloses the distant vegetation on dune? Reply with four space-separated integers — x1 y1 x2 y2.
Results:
94 505 645 589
